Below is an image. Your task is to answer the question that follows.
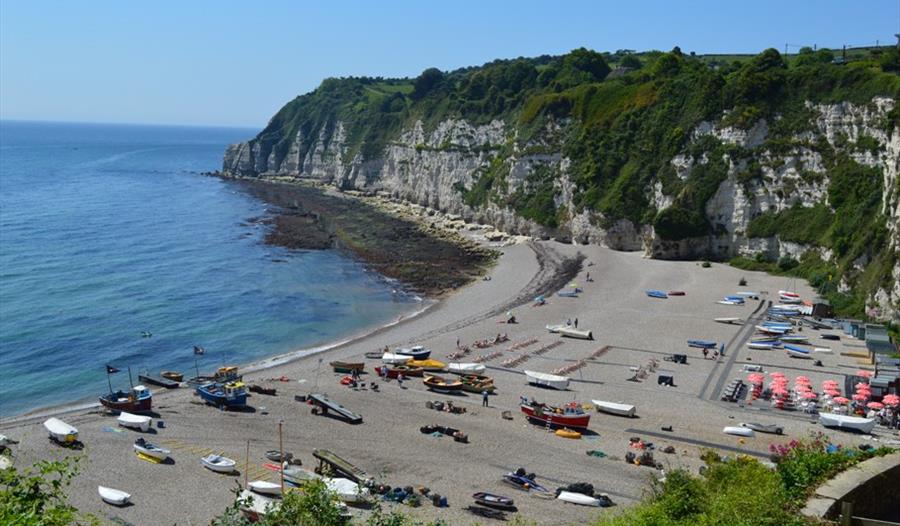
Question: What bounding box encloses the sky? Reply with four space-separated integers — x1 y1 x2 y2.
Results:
1 0 898 128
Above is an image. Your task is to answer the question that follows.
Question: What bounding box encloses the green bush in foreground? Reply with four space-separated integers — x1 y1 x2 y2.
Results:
0 456 97 526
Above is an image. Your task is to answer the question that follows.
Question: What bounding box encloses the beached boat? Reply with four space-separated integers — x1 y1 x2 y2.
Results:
133 438 170 461
502 472 549 492
43 418 78 444
473 492 515 510
248 480 281 495
755 325 787 335
813 347 833 354
557 326 593 340
717 300 743 306
546 324 566 333
395 345 431 360
524 370 570 390
138 372 180 389
330 361 364 373
748 341 781 350
735 291 760 299
819 413 876 433
447 362 487 374
117 412 152 432
668 291 686 296
283 466 321 485
557 290 579 298
326 477 368 503
196 381 247 408
239 488 279 521
98 486 130 506
778 290 800 299
375 365 424 378
779 295 802 304
714 317 742 324
555 428 582 439
423 375 464 393
741 422 783 435
99 385 152 413
779 335 809 343
784 344 812 359
591 400 636 418
459 374 495 394
161 371 183 382
406 358 447 371
520 400 590 430
724 295 746 303
202 454 237 473
557 490 602 507
214 366 242 383
381 353 413 365
645 290 667 299
687 339 717 349
723 426 755 437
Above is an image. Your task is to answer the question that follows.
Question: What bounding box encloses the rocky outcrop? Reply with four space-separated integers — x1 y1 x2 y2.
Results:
224 97 899 321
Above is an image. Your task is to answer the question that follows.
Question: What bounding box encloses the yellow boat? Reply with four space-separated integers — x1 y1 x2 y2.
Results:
406 359 447 371
555 428 582 439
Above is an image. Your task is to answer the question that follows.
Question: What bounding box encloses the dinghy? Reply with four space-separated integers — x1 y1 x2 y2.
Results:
133 438 170 461
813 347 833 354
735 291 760 299
98 486 130 506
473 492 515 510
819 413 876 433
502 472 549 492
326 477 368 503
723 426 755 437
668 290 686 296
557 490 602 507
591 400 636 417
557 326 593 340
755 325 787 335
447 362 487 374
784 344 812 359
459 373 495 394
748 341 781 350
687 339 717 349
248 480 281 495
117 412 152 432
406 358 447 371
283 466 322 485
717 300 743 305
546 324 566 333
201 454 237 473
645 290 667 299
374 365 424 378
330 361 364 373
422 375 463 393
381 353 412 365
714 317 742 324
724 295 746 303
395 345 431 360
43 418 78 444
741 422 783 435
524 370 570 390
779 335 809 343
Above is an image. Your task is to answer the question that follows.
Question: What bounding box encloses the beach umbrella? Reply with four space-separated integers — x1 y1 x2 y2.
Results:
867 402 884 410
852 393 869 402
855 382 871 390
824 389 841 397
882 394 900 406
833 397 850 405
770 372 785 377
856 370 873 378
771 387 788 396
795 376 810 382
794 384 812 392
800 391 817 399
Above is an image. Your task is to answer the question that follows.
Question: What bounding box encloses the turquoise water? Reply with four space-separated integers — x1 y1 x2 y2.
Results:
0 121 417 417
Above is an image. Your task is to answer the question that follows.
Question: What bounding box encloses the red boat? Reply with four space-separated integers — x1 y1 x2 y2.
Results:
520 400 590 430
668 291 686 296
375 365 424 378
99 385 152 413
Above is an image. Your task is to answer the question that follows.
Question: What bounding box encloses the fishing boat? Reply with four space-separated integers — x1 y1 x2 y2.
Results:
117 412 152 432
133 438 170 461
447 362 486 374
98 486 131 506
557 491 602 507
99 385 153 413
395 345 431 360
741 422 783 435
196 381 247 408
423 375 464 393
160 371 183 382
473 492 515 510
43 418 78 444
723 426 755 437
406 358 447 371
819 413 876 433
748 341 781 350
459 374 495 394
381 352 413 365
330 361 364 374
645 290 667 299
375 365 424 378
784 344 812 359
520 400 590 430
524 370 570 390
214 366 242 383
557 326 593 340
687 339 717 349
248 480 281 496
714 317 742 324
591 400 636 418
502 472 549 492
201 454 237 474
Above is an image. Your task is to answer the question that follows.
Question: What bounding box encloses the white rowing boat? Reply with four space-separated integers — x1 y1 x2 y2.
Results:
717 300 743 306
557 326 593 340
546 324 566 333
524 370 569 390
819 413 876 433
326 477 368 503
248 480 282 495
98 486 130 506
723 426 755 437
381 353 412 365
714 317 742 324
813 347 833 353
557 490 601 506
43 418 78 444
202 454 237 473
117 412 152 432
133 438 170 461
747 342 780 350
591 400 636 418
447 362 486 374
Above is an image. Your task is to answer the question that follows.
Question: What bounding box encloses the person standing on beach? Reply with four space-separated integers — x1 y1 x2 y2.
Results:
456 338 460 349
482 390 489 407
702 348 709 359
397 373 404 388
574 318 578 328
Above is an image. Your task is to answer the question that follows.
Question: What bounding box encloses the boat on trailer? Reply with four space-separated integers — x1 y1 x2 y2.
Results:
520 400 590 430
819 413 876 433
591 400 636 417
524 370 570 390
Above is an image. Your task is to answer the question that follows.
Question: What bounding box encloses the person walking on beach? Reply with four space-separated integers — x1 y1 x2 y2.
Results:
482 390 489 407
397 373 404 388
456 338 460 349
702 348 709 359
574 318 578 328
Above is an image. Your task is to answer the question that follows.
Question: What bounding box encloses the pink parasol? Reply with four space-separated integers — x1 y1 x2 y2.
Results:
795 376 810 382
771 387 788 395
794 384 812 392
855 382 871 390
824 389 841 396
821 380 839 387
769 372 786 377
856 370 873 378
882 394 900 406
833 396 850 404
800 391 817 399
852 393 869 401
867 401 884 410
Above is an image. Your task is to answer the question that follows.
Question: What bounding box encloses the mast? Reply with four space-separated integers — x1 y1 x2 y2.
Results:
106 367 113 394
278 420 285 496
127 366 134 390
244 439 250 490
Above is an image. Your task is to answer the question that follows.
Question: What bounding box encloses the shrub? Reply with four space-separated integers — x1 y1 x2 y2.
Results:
0 456 97 526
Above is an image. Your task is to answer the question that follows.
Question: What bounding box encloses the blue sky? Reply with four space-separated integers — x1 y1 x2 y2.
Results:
2 0 898 128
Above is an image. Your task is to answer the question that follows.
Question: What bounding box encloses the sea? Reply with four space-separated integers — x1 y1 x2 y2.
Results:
0 121 419 417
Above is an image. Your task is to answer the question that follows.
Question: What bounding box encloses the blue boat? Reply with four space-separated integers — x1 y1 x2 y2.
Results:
687 339 717 349
724 295 745 303
196 381 247 408
395 346 431 360
646 290 668 299
502 472 548 492
784 344 812 359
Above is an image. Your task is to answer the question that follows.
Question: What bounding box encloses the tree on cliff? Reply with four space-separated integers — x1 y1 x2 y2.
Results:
411 67 445 100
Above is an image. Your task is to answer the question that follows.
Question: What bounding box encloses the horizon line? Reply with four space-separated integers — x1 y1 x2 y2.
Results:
0 117 263 131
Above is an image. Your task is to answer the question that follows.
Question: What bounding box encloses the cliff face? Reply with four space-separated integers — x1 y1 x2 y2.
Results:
222 49 900 321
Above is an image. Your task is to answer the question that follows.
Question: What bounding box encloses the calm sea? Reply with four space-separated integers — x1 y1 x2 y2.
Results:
0 121 417 417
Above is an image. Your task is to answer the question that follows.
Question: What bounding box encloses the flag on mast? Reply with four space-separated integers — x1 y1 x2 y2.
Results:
106 365 120 374
193 346 205 355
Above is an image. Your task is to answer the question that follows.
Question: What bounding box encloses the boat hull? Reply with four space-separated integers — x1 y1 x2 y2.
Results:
117 412 152 432
819 414 876 433
44 418 78 444
591 400 636 418
557 490 601 507
557 327 593 340
723 426 754 437
524 370 569 390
